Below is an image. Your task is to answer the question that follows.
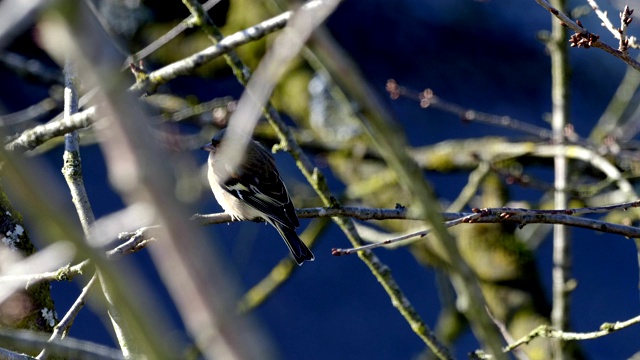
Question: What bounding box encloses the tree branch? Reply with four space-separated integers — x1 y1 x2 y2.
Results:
547 0 572 357
5 107 97 153
129 1 326 94
504 313 640 352
194 201 640 237
45 273 98 340
0 328 123 360
534 0 640 71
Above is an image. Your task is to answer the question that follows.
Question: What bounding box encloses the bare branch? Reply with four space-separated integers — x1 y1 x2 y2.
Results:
197 201 640 254
106 226 159 259
0 260 89 288
504 314 640 352
586 0 638 50
45 274 98 340
534 0 640 71
38 52 100 360
5 107 97 153
547 1 572 357
387 80 554 140
0 328 123 360
129 1 328 94
122 0 222 68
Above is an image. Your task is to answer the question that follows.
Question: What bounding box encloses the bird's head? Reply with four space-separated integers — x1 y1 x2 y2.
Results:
201 128 226 153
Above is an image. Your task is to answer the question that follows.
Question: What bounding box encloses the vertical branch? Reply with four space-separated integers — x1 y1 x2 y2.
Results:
60 60 95 230
38 59 102 360
49 58 138 359
548 0 572 358
37 58 92 359
40 273 98 350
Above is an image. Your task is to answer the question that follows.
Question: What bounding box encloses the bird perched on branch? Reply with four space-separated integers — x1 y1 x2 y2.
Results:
202 129 315 265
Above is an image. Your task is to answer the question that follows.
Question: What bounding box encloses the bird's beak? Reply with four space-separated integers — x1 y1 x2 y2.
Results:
201 142 214 152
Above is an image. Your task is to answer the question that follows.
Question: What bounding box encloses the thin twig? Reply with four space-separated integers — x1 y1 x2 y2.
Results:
587 1 620 40
387 80 555 140
485 307 530 360
106 226 159 259
0 328 123 360
332 205 640 254
0 97 61 128
504 314 640 352
45 274 98 340
122 0 222 69
534 0 640 71
331 213 481 255
0 51 63 85
586 1 638 50
0 260 90 288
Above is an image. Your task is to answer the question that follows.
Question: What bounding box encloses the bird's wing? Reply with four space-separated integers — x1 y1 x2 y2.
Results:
220 146 300 228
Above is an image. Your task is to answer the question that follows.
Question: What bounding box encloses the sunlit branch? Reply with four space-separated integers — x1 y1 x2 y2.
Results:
534 0 640 71
5 107 97 153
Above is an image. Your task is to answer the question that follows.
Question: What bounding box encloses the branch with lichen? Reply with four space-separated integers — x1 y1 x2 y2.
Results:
0 225 157 289
37 59 100 360
0 260 89 288
0 186 56 333
502 313 640 353
129 1 325 95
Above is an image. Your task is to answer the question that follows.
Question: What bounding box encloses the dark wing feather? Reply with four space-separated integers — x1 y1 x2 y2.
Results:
220 140 300 228
273 222 314 265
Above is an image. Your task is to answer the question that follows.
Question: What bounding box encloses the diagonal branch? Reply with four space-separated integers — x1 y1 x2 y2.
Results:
504 313 640 352
130 1 327 94
534 0 640 71
5 107 97 153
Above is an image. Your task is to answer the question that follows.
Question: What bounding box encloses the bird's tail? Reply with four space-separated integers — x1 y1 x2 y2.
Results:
272 222 315 265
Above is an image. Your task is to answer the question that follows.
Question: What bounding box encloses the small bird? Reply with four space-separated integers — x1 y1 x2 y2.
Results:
202 129 315 265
